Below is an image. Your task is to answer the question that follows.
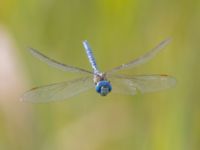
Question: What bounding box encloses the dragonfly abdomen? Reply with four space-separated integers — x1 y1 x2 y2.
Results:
83 40 99 74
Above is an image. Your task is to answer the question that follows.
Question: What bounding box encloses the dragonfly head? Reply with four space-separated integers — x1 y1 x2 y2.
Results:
96 80 112 96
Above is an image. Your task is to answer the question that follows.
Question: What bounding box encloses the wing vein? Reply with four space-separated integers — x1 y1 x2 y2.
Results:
107 38 171 73
28 48 93 74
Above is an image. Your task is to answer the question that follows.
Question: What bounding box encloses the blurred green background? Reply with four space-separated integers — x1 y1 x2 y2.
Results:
0 0 200 150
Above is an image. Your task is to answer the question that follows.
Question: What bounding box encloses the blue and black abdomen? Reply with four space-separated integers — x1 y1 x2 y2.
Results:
83 40 99 74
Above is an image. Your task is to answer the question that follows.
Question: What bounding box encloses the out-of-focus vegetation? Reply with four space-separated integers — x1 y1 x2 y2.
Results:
0 0 200 150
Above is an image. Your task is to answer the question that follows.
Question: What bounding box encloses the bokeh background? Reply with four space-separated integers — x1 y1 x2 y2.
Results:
0 0 200 150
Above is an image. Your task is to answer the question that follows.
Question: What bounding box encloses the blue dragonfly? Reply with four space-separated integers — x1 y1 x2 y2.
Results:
21 38 176 102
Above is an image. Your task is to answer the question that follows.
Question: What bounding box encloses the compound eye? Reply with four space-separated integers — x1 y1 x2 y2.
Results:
95 80 112 96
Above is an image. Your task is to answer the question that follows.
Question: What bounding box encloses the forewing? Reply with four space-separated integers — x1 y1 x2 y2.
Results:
109 74 176 95
28 48 93 74
107 38 171 73
21 77 94 103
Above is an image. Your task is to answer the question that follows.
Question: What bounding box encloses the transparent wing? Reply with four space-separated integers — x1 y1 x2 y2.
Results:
28 48 93 74
21 76 94 103
107 38 171 74
109 74 176 95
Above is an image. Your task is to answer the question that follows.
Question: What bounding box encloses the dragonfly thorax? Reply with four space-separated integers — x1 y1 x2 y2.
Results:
93 72 106 84
95 80 112 96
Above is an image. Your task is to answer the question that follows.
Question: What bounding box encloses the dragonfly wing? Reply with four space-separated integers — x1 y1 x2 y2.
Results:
21 76 94 103
107 38 171 73
109 74 176 95
28 48 93 75
109 76 137 95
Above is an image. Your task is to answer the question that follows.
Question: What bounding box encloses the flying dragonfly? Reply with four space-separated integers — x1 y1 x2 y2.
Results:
21 38 176 102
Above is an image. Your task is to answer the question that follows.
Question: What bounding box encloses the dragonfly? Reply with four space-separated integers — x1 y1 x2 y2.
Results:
21 38 176 102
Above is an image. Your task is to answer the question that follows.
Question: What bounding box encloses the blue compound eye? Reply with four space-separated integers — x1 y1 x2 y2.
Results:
96 81 112 96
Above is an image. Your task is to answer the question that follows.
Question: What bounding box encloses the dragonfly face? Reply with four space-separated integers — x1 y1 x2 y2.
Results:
94 73 112 96
95 80 112 96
